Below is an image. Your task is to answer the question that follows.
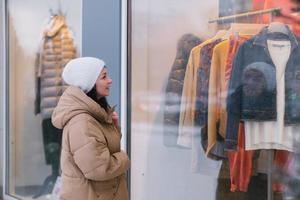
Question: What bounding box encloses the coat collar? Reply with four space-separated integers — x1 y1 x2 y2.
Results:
52 86 114 129
44 15 66 37
253 25 298 52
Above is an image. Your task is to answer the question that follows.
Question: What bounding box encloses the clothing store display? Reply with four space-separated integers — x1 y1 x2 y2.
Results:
223 35 256 192
178 39 214 148
194 39 225 159
195 39 222 127
178 28 237 148
204 25 263 156
178 36 227 173
159 11 299 197
35 15 77 119
33 14 77 198
6 0 300 198
226 26 300 150
163 34 201 147
244 40 299 151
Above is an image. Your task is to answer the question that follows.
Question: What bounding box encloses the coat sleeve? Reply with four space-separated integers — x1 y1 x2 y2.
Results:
225 43 244 151
68 120 130 181
163 57 186 146
207 46 221 154
177 48 198 148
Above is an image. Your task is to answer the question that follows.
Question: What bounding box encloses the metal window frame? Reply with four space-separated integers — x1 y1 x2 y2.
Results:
1 0 84 199
2 0 18 199
121 0 132 198
2 0 126 199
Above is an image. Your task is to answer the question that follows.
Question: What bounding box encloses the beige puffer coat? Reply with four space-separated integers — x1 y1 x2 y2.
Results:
52 86 130 200
35 15 77 119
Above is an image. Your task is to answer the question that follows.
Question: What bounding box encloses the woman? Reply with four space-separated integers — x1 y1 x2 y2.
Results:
52 57 130 200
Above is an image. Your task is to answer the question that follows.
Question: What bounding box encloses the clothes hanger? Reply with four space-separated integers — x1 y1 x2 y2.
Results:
211 29 228 40
226 10 268 36
229 23 266 35
267 22 291 42
267 22 289 35
217 22 265 40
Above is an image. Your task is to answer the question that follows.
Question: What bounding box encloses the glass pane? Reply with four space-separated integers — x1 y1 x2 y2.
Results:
6 0 82 199
130 0 300 199
0 0 4 198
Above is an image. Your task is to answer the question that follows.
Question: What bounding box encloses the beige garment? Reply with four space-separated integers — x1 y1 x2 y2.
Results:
177 39 213 147
207 40 229 154
52 86 130 200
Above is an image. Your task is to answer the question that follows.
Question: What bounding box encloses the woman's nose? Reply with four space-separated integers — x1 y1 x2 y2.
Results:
108 77 113 84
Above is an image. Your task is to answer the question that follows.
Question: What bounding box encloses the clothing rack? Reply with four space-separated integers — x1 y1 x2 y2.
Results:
208 7 281 23
209 6 286 200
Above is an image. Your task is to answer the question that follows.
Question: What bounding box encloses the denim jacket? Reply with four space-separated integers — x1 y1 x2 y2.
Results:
226 26 300 150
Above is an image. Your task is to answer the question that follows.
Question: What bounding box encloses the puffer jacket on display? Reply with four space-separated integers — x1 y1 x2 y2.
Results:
35 15 77 119
163 33 201 147
52 86 130 200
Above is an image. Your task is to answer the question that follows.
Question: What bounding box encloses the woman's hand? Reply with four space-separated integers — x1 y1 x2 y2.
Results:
112 111 119 126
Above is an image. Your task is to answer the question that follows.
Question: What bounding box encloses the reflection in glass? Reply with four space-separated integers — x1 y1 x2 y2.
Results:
6 0 82 199
131 0 300 200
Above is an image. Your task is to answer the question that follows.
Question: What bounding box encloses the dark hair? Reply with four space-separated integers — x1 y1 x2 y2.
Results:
86 86 110 112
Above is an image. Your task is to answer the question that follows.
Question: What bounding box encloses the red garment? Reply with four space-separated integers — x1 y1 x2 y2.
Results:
274 150 295 177
252 0 267 23
252 0 265 10
225 35 254 192
253 0 300 36
224 35 249 89
228 123 254 192
272 150 295 193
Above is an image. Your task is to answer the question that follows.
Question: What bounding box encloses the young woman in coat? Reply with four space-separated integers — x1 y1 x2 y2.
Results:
52 57 130 200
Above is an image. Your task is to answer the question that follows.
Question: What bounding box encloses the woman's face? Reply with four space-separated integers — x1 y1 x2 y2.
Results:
95 67 112 98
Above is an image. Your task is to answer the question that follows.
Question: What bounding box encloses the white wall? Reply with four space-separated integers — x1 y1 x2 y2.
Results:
131 1 221 200
7 0 82 189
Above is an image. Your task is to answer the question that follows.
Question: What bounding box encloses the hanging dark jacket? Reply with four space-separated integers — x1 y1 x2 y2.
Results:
163 33 201 147
226 26 300 150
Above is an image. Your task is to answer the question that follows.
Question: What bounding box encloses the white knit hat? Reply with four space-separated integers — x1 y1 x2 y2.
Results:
62 57 105 93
